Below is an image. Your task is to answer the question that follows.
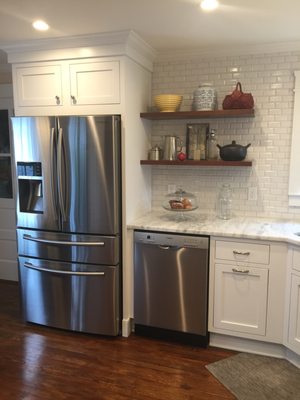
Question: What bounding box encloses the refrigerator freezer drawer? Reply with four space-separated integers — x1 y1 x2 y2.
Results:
19 257 120 335
17 229 119 265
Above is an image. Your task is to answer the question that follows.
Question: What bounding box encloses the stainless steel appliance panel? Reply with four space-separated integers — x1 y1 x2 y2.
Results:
134 231 209 336
11 117 59 231
17 229 119 265
58 116 121 235
12 115 122 336
19 256 120 335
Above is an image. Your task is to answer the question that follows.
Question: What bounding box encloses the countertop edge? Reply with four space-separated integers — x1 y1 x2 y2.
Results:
127 211 300 246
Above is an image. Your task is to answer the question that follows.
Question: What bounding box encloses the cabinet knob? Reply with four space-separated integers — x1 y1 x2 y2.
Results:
71 95 77 104
55 96 60 105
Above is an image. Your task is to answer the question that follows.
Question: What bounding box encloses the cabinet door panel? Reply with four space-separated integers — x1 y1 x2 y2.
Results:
288 274 300 353
214 263 269 335
69 61 120 106
14 64 62 107
292 249 300 272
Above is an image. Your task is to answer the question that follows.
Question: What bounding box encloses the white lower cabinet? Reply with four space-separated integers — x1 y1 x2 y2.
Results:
209 237 286 344
288 273 300 353
285 247 300 355
214 263 268 336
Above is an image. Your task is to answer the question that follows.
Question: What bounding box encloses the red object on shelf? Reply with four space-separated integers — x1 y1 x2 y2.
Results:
177 151 186 161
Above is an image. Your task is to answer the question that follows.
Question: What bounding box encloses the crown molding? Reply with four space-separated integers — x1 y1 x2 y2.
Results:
1 30 156 71
1 30 136 53
156 40 300 61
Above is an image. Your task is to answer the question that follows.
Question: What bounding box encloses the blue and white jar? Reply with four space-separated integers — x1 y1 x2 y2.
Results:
192 83 217 111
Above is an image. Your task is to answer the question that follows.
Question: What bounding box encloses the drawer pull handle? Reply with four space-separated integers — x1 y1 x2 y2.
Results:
23 234 105 246
233 250 250 256
232 268 250 274
24 262 105 276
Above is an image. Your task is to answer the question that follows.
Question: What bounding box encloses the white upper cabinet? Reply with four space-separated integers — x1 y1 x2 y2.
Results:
14 63 63 107
69 60 120 106
6 31 156 117
12 58 121 115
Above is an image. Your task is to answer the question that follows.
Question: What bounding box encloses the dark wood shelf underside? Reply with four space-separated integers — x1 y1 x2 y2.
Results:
140 109 255 120
140 159 252 167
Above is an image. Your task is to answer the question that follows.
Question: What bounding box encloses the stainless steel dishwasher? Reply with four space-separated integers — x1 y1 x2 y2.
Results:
134 230 209 346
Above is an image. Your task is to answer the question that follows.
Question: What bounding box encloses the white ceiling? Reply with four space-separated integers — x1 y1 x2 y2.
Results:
0 0 300 54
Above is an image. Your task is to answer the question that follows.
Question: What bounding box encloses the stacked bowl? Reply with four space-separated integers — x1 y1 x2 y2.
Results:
154 94 183 112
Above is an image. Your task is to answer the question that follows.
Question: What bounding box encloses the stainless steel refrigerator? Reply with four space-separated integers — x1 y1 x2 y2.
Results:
11 115 121 336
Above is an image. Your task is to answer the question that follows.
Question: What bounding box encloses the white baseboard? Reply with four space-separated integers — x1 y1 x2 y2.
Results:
285 348 300 368
122 318 133 337
210 333 300 368
210 333 286 358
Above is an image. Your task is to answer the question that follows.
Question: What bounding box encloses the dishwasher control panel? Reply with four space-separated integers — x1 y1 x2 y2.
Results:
134 230 209 249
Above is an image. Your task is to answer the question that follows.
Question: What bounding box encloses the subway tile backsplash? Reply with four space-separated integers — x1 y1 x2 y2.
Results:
150 50 300 219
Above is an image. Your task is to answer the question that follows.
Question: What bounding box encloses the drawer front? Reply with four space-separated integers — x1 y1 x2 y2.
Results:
292 248 300 272
19 256 120 335
215 240 270 265
17 229 119 265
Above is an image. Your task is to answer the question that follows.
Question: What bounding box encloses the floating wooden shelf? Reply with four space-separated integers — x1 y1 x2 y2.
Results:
140 160 252 167
140 109 255 120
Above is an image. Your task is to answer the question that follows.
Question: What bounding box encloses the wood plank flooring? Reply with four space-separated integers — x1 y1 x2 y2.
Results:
0 280 236 399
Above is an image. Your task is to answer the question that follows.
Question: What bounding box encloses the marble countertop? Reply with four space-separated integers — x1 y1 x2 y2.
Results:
128 209 300 246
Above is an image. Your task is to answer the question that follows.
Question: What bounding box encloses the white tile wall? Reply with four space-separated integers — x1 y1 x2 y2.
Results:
149 51 300 219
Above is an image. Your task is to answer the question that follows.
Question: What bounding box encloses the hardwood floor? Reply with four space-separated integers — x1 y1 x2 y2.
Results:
0 280 236 400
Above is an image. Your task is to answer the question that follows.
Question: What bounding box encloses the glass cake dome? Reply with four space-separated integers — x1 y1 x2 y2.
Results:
162 189 198 212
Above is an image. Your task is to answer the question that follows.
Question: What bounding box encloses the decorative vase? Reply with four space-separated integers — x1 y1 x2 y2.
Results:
192 83 217 111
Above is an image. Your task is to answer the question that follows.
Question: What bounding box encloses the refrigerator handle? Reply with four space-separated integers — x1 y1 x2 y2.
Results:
57 127 67 221
23 234 105 246
50 127 58 220
24 262 105 276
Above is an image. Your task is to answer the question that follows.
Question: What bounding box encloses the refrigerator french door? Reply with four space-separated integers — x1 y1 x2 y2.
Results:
12 115 121 335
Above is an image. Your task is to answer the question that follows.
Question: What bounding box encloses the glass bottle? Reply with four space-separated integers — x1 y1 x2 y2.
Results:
216 184 232 220
207 129 218 160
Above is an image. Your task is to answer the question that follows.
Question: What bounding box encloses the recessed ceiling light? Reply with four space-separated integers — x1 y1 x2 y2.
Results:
200 0 219 11
32 20 49 31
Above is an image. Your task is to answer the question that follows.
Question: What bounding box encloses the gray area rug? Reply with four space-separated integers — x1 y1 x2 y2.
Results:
206 352 300 400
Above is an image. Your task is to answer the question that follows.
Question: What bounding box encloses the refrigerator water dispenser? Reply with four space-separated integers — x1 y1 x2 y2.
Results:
17 162 43 213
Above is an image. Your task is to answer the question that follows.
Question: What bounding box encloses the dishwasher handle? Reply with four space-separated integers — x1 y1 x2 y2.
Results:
158 244 181 250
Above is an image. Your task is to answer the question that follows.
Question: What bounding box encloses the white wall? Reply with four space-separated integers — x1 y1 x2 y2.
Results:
150 50 300 219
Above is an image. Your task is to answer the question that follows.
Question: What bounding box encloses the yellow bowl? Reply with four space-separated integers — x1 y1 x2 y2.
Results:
154 94 183 112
